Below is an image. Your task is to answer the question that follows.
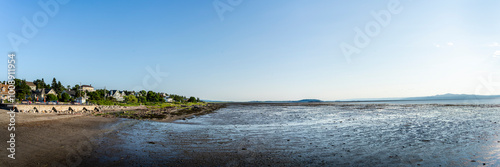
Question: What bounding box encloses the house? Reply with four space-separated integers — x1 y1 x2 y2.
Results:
61 90 76 98
134 92 143 97
26 82 36 90
76 97 86 104
32 88 57 102
165 96 173 102
109 90 125 101
80 85 95 92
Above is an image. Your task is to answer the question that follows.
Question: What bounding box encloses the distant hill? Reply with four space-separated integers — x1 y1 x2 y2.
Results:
248 99 323 103
336 94 500 102
207 94 500 103
401 94 500 101
296 99 322 103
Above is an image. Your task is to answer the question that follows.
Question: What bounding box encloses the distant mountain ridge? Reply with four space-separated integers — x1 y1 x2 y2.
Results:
337 94 500 102
248 99 323 103
204 94 500 103
401 93 500 101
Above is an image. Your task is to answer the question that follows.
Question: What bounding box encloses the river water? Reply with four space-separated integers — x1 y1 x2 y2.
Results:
83 103 500 166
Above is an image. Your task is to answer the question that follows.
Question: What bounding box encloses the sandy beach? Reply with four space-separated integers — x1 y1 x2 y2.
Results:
0 108 124 167
2 103 500 166
0 103 225 167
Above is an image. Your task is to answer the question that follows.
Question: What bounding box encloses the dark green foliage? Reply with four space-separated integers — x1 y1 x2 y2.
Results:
138 96 147 103
33 78 50 89
60 93 71 102
50 78 65 94
46 94 58 101
75 90 82 97
106 96 116 101
51 78 57 91
14 79 31 101
125 95 138 103
72 84 80 91
170 94 187 103
140 90 147 96
88 91 101 101
188 96 197 102
146 91 164 102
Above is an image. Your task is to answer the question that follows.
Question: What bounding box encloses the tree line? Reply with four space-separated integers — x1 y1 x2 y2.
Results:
8 78 202 104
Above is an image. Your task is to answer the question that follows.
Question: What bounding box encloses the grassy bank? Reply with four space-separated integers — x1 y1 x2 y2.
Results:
94 103 226 121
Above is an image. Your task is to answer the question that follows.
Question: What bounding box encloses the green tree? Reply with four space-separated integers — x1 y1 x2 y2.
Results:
72 84 80 91
96 89 106 100
146 91 156 102
57 81 64 93
33 78 50 89
88 91 101 101
125 95 138 103
188 96 197 102
51 78 58 91
60 93 71 102
14 79 31 101
75 90 82 98
46 94 58 101
140 90 147 96
172 95 185 103
138 96 147 103
106 96 116 101
33 79 43 90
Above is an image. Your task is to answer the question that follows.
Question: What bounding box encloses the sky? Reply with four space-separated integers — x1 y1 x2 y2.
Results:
1 0 499 101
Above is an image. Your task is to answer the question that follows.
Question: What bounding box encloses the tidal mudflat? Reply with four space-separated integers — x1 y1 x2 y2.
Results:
81 103 500 166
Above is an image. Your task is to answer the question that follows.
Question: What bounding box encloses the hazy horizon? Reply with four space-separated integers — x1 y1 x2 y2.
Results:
2 0 500 101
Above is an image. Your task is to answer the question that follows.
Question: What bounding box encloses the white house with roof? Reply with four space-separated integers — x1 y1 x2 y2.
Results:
165 96 173 102
76 97 86 104
31 88 57 102
109 90 125 101
26 82 36 90
80 85 95 92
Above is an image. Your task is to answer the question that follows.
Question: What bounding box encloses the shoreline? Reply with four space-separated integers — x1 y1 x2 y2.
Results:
94 103 227 122
2 103 498 166
0 109 124 167
0 103 225 167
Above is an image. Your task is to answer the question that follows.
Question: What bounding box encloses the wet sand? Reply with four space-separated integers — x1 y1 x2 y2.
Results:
0 104 225 167
2 103 500 166
81 103 500 166
0 109 125 167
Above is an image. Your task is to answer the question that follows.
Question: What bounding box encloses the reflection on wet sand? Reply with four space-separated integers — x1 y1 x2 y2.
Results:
82 104 500 166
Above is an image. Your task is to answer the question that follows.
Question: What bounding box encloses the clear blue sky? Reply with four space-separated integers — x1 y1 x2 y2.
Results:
1 0 499 101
